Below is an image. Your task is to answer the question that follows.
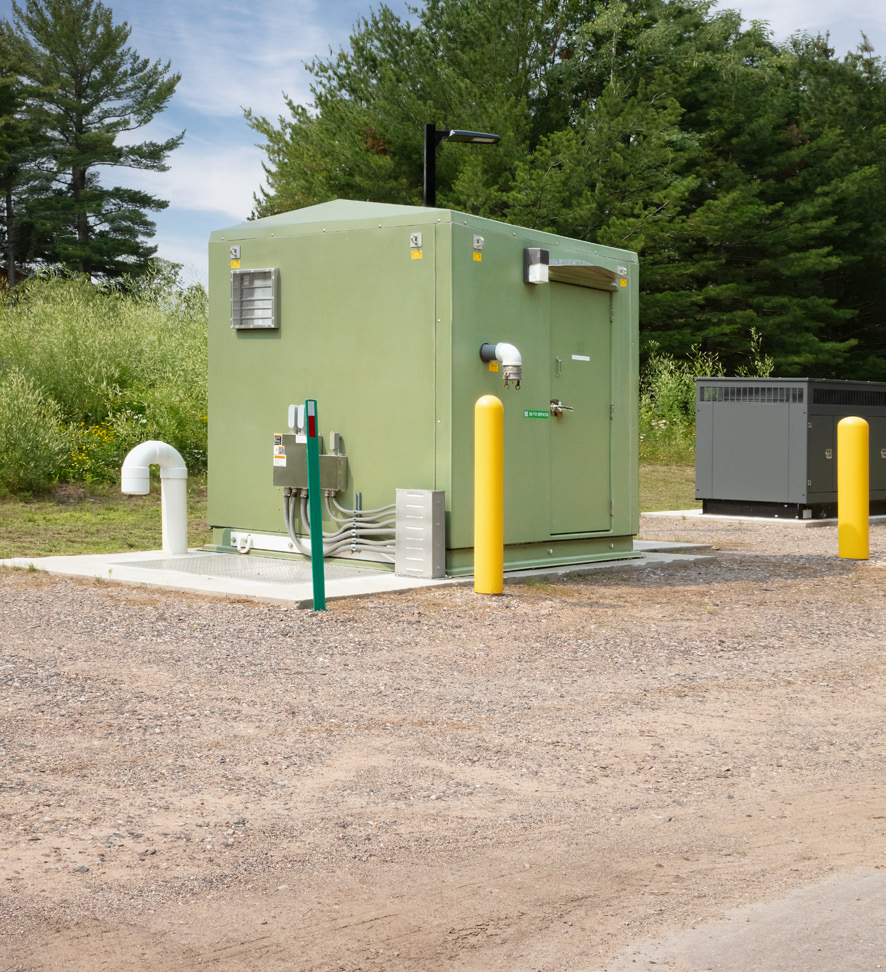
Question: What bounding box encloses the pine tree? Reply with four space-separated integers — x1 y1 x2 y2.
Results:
781 34 886 378
0 40 51 286
5 0 183 278
246 0 886 377
246 0 582 217
0 51 31 286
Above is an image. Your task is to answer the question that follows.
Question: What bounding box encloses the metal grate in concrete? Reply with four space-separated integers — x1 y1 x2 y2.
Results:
116 553 382 584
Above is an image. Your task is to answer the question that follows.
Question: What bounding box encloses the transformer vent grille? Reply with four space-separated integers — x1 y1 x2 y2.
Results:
698 384 803 404
812 388 886 406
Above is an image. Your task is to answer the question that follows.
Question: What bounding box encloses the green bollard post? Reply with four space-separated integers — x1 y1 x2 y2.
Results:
305 399 326 610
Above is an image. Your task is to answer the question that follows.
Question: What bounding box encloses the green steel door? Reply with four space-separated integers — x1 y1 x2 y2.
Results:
549 284 612 534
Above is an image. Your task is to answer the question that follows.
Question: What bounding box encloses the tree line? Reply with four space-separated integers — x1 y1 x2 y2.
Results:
247 0 886 379
0 0 181 284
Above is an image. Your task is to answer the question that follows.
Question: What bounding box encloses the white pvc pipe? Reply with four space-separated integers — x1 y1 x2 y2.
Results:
494 342 522 371
121 440 189 555
493 342 522 387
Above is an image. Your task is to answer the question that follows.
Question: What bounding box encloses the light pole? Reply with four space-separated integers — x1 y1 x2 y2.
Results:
423 124 501 208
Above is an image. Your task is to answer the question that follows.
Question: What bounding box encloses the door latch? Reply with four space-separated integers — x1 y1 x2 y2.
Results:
550 399 574 417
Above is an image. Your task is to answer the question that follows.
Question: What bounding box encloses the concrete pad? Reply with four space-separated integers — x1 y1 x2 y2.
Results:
0 550 458 607
0 542 713 607
604 869 886 972
633 539 713 554
643 509 886 529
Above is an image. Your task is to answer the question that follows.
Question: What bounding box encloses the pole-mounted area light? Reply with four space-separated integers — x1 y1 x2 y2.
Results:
423 124 501 208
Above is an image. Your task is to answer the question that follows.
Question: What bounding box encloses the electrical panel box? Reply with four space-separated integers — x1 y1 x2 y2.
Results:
271 434 348 491
695 377 886 517
207 200 639 574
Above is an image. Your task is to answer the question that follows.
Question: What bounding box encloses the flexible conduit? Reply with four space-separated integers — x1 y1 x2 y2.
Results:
331 496 396 518
282 489 395 562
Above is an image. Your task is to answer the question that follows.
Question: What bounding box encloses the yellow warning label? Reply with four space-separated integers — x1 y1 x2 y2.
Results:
231 260 241 269
489 361 499 373
473 252 482 262
411 250 423 260
619 278 627 287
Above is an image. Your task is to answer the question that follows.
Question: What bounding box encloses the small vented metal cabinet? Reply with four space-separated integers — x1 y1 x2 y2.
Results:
695 378 886 517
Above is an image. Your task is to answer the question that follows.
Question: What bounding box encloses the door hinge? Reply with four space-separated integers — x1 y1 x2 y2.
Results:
609 403 614 419
610 500 615 517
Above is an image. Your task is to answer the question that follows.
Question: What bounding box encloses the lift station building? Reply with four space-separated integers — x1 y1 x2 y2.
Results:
206 200 639 576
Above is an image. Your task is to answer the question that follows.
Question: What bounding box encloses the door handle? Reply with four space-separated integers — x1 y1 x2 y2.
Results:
550 399 574 417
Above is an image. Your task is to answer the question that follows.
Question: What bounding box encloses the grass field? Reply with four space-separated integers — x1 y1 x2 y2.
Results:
0 478 211 560
0 464 697 560
638 462 698 514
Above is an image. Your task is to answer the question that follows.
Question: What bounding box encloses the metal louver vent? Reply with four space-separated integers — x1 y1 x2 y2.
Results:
698 384 803 404
812 388 886 407
231 268 279 329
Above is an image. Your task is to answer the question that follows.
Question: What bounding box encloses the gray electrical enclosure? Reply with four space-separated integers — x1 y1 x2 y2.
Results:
695 378 886 518
394 489 446 578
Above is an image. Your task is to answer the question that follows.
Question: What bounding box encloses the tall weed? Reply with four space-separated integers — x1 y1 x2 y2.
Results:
640 329 774 463
0 370 69 493
0 268 207 490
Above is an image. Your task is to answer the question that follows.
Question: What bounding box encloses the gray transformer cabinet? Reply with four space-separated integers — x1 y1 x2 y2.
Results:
695 378 886 518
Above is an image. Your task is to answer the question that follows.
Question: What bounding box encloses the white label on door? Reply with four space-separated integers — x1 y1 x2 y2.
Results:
571 354 591 361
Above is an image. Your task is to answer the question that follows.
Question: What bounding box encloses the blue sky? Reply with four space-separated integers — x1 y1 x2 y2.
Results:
2 0 884 285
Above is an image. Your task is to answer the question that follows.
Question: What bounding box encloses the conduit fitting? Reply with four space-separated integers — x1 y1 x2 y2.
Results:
480 342 522 389
121 440 189 555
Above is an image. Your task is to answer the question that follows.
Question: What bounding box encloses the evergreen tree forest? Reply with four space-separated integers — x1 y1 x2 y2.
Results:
247 0 886 378
0 0 182 283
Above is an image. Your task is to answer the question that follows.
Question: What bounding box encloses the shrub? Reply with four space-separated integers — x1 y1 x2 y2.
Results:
639 329 774 464
0 267 208 488
0 369 69 493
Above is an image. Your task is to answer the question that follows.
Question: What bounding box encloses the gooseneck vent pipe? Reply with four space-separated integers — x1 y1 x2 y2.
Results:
121 441 189 555
480 342 522 388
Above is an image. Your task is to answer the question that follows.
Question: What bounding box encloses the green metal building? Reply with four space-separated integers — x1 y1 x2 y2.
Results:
207 199 639 575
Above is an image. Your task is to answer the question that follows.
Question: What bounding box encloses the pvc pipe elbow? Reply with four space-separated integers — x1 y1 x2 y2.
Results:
494 342 522 388
493 342 522 369
121 440 188 494
479 342 523 388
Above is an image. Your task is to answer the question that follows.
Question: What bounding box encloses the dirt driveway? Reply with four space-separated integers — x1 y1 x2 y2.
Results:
1 516 884 971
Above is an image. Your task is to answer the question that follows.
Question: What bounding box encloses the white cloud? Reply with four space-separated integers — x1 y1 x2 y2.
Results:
126 0 334 120
116 139 265 222
150 233 210 287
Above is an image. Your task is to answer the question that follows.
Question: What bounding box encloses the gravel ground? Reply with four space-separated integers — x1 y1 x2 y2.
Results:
1 515 884 971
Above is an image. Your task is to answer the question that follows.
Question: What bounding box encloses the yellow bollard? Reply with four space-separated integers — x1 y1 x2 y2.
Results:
474 395 504 593
837 416 869 560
